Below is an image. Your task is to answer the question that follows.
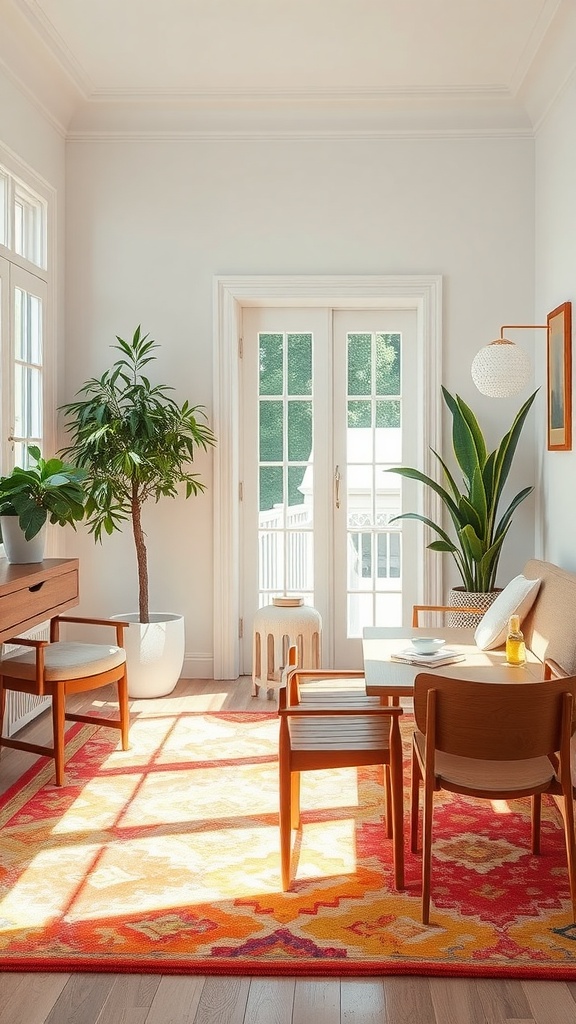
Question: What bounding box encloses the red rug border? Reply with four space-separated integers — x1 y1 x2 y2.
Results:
3 954 576 980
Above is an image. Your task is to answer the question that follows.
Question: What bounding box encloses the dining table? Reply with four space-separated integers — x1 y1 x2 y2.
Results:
362 625 545 700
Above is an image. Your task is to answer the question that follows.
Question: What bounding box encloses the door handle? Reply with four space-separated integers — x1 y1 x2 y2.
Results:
335 465 341 509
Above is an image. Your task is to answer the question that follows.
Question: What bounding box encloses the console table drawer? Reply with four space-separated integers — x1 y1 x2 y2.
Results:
0 559 79 643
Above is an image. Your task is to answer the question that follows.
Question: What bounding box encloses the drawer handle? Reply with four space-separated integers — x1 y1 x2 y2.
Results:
29 582 45 593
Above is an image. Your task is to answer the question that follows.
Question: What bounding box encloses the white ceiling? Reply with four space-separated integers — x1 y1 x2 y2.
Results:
2 0 575 135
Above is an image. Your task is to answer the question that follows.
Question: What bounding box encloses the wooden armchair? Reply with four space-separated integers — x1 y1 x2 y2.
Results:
0 614 130 786
410 671 576 924
278 664 405 892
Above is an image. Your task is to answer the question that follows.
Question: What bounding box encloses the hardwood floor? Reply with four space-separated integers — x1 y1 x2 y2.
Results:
1 676 576 1024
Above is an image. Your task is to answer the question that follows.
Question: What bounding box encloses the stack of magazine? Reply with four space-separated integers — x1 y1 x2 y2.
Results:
391 646 465 668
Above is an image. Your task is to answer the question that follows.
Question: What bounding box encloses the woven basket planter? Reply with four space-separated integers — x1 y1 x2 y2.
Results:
448 588 501 628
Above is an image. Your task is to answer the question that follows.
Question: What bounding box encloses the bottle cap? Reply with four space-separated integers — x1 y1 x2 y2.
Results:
509 614 520 632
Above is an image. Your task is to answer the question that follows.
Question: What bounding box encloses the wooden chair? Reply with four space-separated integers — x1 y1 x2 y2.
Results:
278 666 405 892
281 645 397 825
0 614 130 786
412 604 483 628
410 671 576 924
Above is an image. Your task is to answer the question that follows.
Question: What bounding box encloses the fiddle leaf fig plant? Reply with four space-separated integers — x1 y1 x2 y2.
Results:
0 446 86 540
59 326 216 624
388 386 537 593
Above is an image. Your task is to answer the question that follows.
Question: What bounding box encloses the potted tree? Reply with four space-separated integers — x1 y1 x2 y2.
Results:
59 326 216 697
388 386 537 623
0 446 86 563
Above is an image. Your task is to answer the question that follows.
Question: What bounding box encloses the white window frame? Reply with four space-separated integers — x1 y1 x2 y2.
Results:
213 274 443 679
0 145 56 549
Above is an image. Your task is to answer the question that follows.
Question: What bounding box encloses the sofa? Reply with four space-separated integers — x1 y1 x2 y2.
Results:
520 559 576 674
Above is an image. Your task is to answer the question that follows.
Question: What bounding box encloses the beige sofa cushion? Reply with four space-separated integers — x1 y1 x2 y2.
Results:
522 559 576 674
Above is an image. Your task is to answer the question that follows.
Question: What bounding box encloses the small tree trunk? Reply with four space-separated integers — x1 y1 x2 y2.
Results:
131 483 149 623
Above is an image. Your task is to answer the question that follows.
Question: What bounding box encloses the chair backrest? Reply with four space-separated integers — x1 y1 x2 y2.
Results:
413 672 576 761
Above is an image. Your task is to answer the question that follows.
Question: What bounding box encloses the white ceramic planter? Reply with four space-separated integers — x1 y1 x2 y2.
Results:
0 516 46 563
114 612 185 699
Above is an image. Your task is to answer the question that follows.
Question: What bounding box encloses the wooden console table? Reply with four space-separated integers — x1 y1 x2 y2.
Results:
0 558 79 643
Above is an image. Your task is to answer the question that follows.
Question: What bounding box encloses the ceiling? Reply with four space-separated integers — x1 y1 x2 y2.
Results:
2 0 575 135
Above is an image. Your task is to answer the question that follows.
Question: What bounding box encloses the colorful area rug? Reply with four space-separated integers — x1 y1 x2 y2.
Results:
2 709 576 978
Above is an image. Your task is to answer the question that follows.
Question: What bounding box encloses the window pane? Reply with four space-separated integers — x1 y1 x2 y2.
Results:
348 333 371 395
348 592 374 637
287 333 312 396
376 333 401 395
259 400 283 461
285 531 313 591
376 399 400 428
348 400 371 428
13 184 44 268
259 465 283 513
375 592 402 627
259 333 283 396
288 465 308 509
287 400 312 461
14 287 24 359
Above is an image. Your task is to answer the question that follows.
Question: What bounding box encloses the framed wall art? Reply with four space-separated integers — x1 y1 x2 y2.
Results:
547 301 572 451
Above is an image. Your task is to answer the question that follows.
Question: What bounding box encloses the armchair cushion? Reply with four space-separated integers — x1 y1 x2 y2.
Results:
1 642 126 681
474 574 541 651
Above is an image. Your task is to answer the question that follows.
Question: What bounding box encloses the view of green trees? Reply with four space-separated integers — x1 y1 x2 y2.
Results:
258 331 401 512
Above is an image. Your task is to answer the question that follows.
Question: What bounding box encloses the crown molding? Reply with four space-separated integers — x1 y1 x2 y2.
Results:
518 0 576 131
65 89 534 140
0 2 83 134
12 0 93 97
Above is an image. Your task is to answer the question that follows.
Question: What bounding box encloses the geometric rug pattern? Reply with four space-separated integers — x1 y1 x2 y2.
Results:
2 710 576 978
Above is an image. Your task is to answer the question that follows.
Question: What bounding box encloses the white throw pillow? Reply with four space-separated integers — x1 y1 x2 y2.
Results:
473 574 541 651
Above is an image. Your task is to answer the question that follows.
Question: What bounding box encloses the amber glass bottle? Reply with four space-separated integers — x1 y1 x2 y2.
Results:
506 614 526 666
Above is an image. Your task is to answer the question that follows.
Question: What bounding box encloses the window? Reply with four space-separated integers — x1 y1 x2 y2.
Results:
0 158 50 475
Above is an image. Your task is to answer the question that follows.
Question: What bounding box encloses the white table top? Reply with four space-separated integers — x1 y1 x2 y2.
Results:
362 625 544 696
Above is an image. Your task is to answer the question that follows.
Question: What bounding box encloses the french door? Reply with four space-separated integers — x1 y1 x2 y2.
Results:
241 305 420 669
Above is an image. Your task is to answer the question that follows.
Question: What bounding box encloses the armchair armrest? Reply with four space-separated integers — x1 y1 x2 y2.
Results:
544 658 569 680
412 604 484 627
50 615 130 646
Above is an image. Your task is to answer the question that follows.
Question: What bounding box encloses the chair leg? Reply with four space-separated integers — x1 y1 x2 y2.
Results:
0 681 5 742
531 793 542 855
117 672 130 750
291 770 301 829
561 781 576 921
278 720 292 891
52 687 66 786
384 763 392 839
421 774 434 925
410 742 421 854
389 719 405 890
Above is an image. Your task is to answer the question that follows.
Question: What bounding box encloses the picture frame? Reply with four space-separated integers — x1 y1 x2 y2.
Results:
547 301 572 451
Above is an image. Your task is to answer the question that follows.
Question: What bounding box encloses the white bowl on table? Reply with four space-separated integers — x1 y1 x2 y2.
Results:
410 637 446 655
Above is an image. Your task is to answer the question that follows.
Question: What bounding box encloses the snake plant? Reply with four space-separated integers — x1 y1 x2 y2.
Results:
388 386 538 593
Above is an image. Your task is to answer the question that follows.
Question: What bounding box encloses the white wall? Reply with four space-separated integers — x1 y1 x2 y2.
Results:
534 74 576 571
0 68 66 412
64 134 536 674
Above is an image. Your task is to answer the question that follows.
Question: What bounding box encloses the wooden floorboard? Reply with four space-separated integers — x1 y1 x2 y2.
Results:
0 675 574 1023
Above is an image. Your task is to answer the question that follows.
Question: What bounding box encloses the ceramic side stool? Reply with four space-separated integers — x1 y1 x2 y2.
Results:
252 597 322 699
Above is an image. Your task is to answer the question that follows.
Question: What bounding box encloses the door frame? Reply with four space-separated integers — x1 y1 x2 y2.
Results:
213 274 443 679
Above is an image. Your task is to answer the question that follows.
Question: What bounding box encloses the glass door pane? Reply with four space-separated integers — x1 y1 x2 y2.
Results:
333 309 418 666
